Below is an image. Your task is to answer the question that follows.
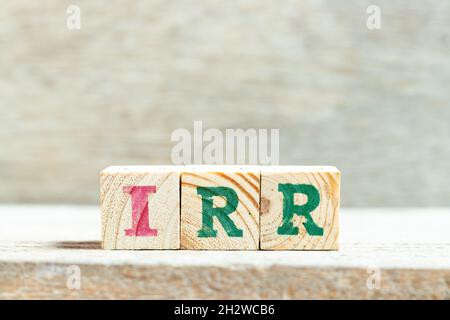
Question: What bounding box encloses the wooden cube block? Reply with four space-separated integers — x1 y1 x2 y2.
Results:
181 166 260 250
100 166 182 249
260 166 340 250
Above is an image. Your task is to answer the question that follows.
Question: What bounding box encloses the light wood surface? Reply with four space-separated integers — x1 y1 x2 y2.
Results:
100 166 182 249
2 2 450 208
0 205 449 299
181 166 260 250
261 166 340 250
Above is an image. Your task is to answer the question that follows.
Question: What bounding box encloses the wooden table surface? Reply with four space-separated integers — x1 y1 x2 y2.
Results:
0 205 449 299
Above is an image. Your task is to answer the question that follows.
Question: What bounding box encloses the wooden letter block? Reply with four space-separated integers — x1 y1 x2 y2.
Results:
181 166 260 250
100 166 182 249
260 166 340 250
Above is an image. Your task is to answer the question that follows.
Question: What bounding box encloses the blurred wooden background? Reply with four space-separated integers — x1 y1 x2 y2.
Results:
1 0 449 206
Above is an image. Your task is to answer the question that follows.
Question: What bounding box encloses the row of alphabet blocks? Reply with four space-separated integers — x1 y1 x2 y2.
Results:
100 166 340 250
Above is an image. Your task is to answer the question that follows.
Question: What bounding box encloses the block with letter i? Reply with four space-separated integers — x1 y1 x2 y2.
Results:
181 165 260 250
100 166 183 249
260 166 340 250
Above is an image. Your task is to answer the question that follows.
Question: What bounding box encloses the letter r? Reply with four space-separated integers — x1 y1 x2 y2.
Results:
277 183 323 236
123 186 158 237
196 186 243 238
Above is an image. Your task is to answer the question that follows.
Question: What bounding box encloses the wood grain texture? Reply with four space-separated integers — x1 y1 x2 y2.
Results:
1 1 450 207
261 166 340 250
100 166 182 249
1 205 449 299
181 166 260 250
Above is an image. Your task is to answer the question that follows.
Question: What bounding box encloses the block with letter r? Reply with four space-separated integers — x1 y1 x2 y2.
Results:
260 166 340 250
181 165 260 250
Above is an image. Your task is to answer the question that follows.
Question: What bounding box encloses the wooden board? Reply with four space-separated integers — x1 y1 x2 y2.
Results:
100 166 182 249
260 166 340 250
1 206 449 299
181 165 260 250
2 2 450 209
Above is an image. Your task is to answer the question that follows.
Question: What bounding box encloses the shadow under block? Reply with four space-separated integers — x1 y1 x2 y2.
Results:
100 166 182 250
181 166 260 250
260 166 340 250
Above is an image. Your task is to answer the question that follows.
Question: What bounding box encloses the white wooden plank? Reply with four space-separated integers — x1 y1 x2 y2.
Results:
0 205 448 299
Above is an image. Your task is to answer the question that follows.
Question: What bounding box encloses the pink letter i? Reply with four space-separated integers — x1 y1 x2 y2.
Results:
123 186 158 237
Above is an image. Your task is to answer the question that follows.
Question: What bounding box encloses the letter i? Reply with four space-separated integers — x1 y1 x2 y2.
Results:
123 186 158 237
